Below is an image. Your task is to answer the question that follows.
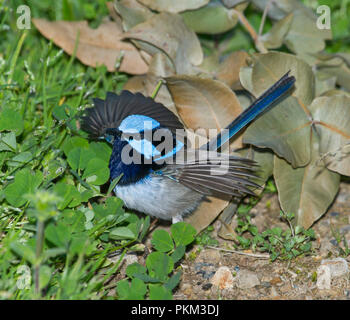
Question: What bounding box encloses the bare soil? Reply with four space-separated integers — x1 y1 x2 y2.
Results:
173 182 350 300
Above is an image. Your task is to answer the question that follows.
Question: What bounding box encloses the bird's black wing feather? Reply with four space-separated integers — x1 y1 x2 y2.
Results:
81 91 184 138
162 150 260 198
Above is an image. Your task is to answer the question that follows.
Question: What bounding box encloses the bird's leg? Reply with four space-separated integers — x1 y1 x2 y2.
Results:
149 218 159 233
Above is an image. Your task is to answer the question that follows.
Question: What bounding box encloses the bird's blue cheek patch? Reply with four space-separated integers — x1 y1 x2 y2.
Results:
119 115 160 133
129 138 161 159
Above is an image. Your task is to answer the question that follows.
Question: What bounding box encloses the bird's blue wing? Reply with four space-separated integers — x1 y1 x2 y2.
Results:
201 71 296 151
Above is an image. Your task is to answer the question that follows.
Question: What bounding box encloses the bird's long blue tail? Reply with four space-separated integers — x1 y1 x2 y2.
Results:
201 71 296 151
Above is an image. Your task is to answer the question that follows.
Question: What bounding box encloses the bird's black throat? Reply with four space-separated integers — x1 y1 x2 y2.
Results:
109 138 163 186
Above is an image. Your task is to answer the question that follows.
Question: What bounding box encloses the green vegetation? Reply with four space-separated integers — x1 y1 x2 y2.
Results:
235 208 316 261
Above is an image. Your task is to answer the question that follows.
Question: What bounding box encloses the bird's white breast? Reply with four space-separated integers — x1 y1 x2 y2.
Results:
114 174 202 222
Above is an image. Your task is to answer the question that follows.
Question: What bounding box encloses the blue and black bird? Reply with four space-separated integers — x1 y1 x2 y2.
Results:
81 72 295 223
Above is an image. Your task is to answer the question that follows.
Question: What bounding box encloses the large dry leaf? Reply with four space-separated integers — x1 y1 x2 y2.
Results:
197 53 220 74
241 52 315 167
166 75 244 151
114 0 154 31
321 90 350 99
274 136 340 229
138 0 209 13
244 96 313 168
251 52 315 106
314 71 337 97
260 13 293 49
198 51 248 90
215 51 249 90
316 53 350 92
181 1 240 35
32 18 148 75
123 12 203 74
284 9 332 55
185 197 230 233
123 74 148 94
239 66 254 93
147 52 174 78
309 94 350 176
114 0 163 61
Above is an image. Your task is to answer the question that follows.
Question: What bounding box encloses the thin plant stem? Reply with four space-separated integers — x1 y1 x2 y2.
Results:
7 31 28 84
42 49 49 127
259 0 273 36
35 220 45 295
151 79 164 99
206 245 270 259
231 9 268 53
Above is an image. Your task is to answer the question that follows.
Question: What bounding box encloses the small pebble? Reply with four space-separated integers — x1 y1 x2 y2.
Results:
210 266 234 290
330 239 338 247
197 249 221 264
321 257 349 278
316 258 349 290
236 270 260 289
316 265 331 290
340 225 350 233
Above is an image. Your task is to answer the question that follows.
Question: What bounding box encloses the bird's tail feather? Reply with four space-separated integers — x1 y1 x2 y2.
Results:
202 71 296 151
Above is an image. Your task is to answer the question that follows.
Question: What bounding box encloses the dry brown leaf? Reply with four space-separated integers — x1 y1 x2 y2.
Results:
123 75 148 94
185 197 229 233
32 18 148 75
114 0 154 31
260 13 293 49
166 75 244 150
147 53 174 78
123 12 203 74
215 51 249 90
198 53 220 74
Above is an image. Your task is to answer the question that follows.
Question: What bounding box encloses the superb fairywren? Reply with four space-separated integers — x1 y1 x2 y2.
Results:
81 72 295 223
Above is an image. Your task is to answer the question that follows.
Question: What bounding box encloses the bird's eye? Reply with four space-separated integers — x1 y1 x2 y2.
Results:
129 136 134 142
